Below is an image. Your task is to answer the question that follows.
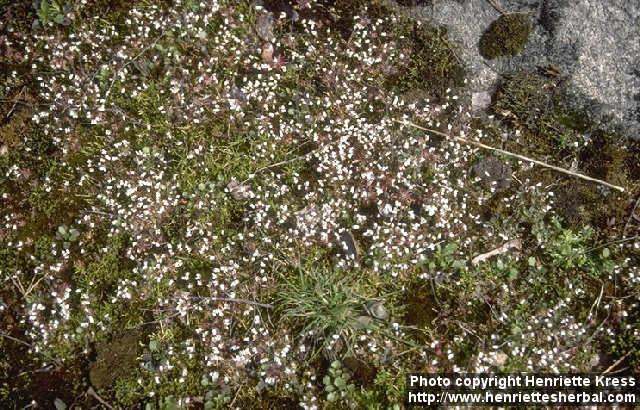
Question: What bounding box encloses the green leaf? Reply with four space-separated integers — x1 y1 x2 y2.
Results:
528 256 536 267
327 392 337 402
39 0 51 19
149 340 159 352
443 242 457 255
601 247 610 258
54 398 67 410
161 396 179 410
69 229 80 241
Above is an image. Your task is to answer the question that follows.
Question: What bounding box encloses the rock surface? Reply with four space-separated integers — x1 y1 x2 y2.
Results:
411 0 640 139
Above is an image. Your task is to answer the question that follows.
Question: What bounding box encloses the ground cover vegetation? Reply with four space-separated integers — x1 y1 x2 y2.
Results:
0 0 639 408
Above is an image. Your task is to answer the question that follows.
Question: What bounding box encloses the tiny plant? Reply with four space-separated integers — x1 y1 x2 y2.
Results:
278 265 375 359
323 360 356 406
55 224 80 249
34 0 71 26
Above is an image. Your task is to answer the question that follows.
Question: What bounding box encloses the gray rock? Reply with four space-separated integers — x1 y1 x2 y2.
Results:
355 315 374 329
255 12 275 41
365 300 390 321
471 91 492 111
227 179 253 200
337 230 358 260
410 0 640 140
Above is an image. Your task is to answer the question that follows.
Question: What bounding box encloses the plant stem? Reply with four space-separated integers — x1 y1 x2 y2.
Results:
395 120 625 193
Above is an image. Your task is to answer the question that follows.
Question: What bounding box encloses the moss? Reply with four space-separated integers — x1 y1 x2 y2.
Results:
388 21 465 97
75 233 136 301
479 13 531 60
264 0 394 40
401 280 438 329
483 71 636 234
89 329 145 392
490 71 593 168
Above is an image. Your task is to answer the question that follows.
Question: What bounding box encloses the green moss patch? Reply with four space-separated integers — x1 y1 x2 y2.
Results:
388 22 465 97
89 330 145 392
479 13 531 59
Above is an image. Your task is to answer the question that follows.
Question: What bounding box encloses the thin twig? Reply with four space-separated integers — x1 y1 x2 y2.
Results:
241 136 349 184
395 120 625 193
623 193 640 237
5 86 26 119
243 153 310 182
455 320 483 342
86 387 114 410
184 295 273 309
430 278 441 306
587 283 604 321
602 351 631 374
103 31 166 101
486 0 507 14
471 238 522 265
586 236 640 253
0 331 33 348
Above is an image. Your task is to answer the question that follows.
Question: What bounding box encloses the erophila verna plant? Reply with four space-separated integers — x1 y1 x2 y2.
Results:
1 0 638 408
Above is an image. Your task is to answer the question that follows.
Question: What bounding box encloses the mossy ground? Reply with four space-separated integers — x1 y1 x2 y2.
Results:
479 13 532 60
1 0 639 408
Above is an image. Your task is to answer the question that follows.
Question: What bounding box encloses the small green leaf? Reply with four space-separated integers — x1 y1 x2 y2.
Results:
327 392 337 402
528 256 536 267
149 340 159 352
601 247 610 258
69 229 80 241
443 242 457 255
54 398 67 410
451 259 466 269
